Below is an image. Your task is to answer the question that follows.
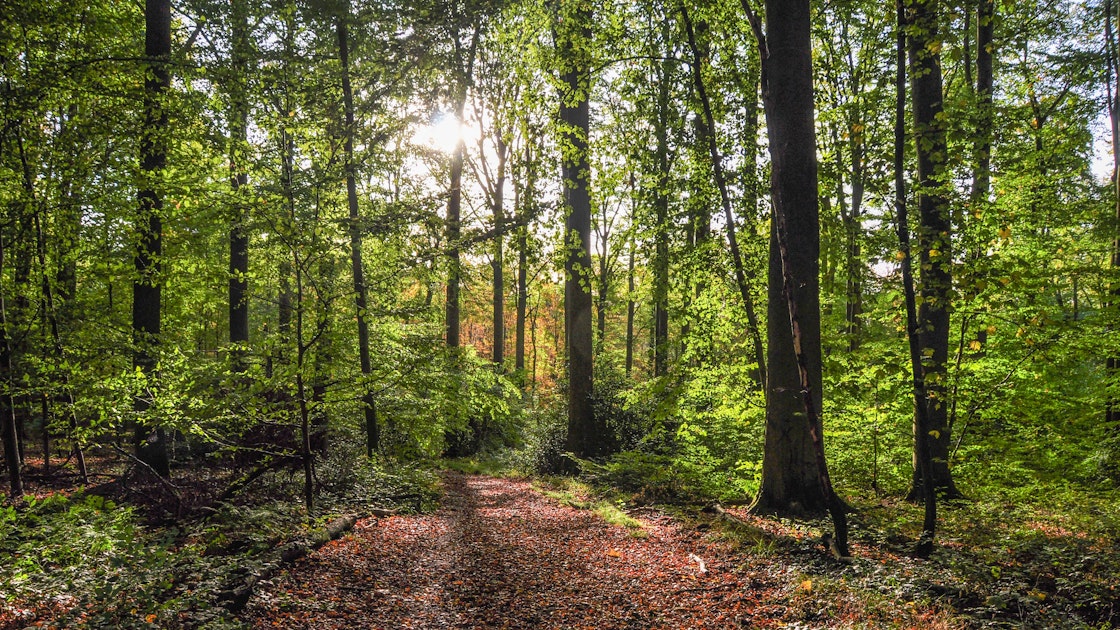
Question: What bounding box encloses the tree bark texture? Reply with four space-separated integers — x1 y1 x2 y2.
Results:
749 0 830 515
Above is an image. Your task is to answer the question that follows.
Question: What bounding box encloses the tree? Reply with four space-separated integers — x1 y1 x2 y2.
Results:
905 0 960 500
1 232 23 498
680 3 765 387
336 1 379 456
745 0 841 528
894 0 937 558
228 0 252 369
442 5 483 350
133 0 172 479
555 0 605 458
1106 0 1120 427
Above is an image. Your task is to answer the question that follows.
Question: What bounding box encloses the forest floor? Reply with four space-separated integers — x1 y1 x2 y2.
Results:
4 463 1118 628
240 471 954 629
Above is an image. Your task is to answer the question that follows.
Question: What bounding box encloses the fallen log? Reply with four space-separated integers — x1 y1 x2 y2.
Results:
218 513 364 612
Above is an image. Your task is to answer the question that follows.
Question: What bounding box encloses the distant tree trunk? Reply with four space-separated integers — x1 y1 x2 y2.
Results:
652 51 671 378
906 0 961 500
294 262 314 512
0 234 24 498
515 142 532 379
839 119 865 352
492 135 508 367
1106 0 1120 427
228 0 251 369
277 126 295 368
595 209 609 353
962 0 994 351
557 1 604 458
445 22 480 350
133 0 171 479
337 9 378 456
681 6 765 387
625 227 636 378
32 210 87 484
447 129 464 349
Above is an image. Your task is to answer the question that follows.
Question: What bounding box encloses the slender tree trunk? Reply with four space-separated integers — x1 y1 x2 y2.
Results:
228 0 251 369
968 0 994 349
557 2 603 458
33 212 87 483
895 0 937 557
0 234 24 499
1106 0 1120 427
447 131 464 348
625 228 636 378
681 6 765 387
133 0 171 479
337 9 378 456
906 0 960 500
277 105 296 370
294 261 314 512
514 139 534 382
492 136 508 367
445 22 480 350
652 51 671 378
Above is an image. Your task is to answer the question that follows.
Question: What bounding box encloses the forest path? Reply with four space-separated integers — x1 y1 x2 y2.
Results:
241 471 784 629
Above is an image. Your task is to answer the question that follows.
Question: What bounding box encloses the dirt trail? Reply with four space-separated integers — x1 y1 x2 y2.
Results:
242 472 781 629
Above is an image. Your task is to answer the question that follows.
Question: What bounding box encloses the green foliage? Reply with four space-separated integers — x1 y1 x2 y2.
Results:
0 493 240 628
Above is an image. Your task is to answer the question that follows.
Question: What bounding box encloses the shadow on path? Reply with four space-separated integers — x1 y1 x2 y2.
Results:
243 472 774 629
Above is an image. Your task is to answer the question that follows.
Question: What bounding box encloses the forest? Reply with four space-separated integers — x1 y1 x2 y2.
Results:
1 0 1119 627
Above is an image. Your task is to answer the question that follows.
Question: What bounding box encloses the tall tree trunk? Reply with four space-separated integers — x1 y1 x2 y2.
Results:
515 142 531 379
337 9 379 456
447 130 464 349
745 0 848 552
445 21 480 350
0 234 24 499
1106 0 1120 427
968 0 994 349
652 51 671 378
492 136 508 367
228 0 251 369
895 0 937 557
906 0 961 500
681 6 765 387
743 0 834 521
557 2 603 458
625 227 636 378
133 0 171 479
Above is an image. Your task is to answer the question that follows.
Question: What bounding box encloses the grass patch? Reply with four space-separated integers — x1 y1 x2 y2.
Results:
443 455 531 479
531 477 648 538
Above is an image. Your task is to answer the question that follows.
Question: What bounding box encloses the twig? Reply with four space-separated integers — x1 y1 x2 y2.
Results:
674 582 737 595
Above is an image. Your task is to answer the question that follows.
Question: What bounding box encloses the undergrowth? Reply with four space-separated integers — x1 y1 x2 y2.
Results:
0 456 441 629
